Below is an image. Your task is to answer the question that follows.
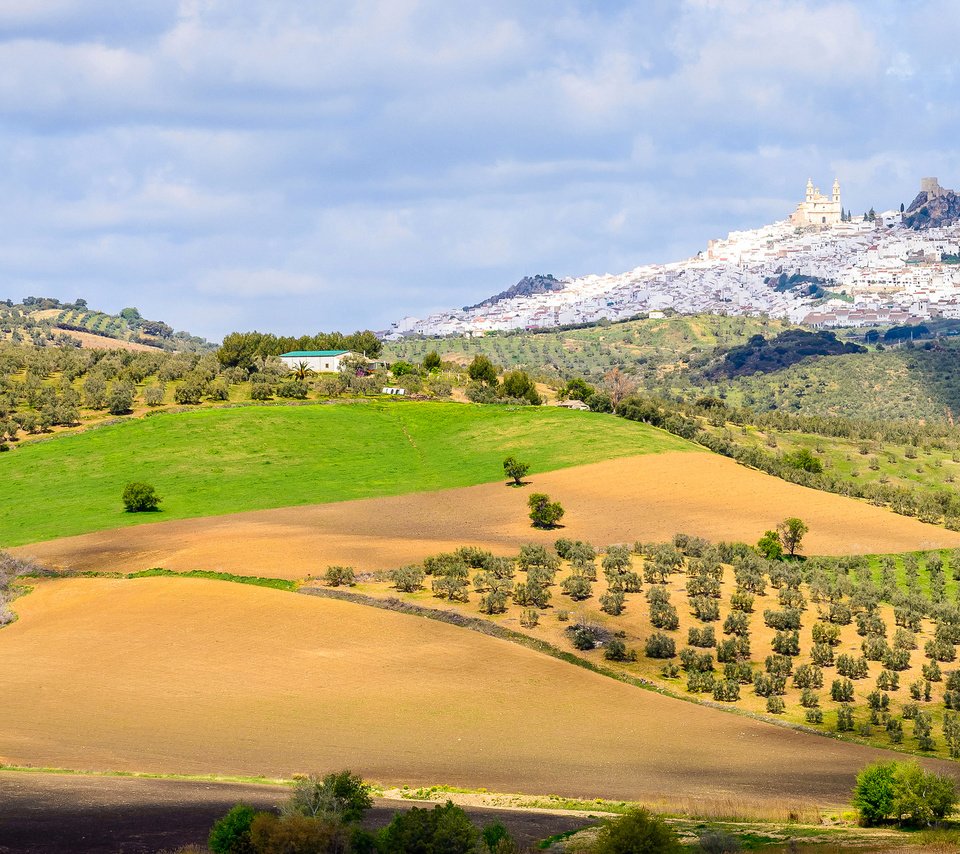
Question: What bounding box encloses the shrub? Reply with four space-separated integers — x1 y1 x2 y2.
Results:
687 671 715 693
592 808 683 854
322 566 355 587
729 591 754 613
175 379 207 404
378 801 480 854
604 638 636 662
793 664 824 689
837 704 855 732
876 670 900 692
208 804 256 854
883 648 911 672
836 654 869 679
831 678 855 702
479 590 509 615
519 608 539 628
527 493 564 528
772 630 800 656
805 708 824 724
853 762 897 826
277 380 308 399
688 626 716 648
122 481 161 512
812 622 842 646
389 565 425 592
925 638 957 662
721 661 751 682
712 680 741 702
690 597 720 622
764 654 793 678
561 574 592 601
569 625 601 650
763 609 801 631
812 643 835 667
600 589 626 616
722 611 749 636
645 633 676 659
766 696 785 714
800 688 820 708
650 601 679 630
716 637 750 663
283 770 373 822
107 382 135 415
854 760 958 827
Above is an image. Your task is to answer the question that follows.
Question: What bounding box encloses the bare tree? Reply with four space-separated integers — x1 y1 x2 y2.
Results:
604 367 636 408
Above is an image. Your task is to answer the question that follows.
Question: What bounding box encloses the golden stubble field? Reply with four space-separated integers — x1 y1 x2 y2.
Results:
0 576 947 809
17 453 960 578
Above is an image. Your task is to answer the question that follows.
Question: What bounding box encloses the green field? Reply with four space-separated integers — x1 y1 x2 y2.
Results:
0 400 692 547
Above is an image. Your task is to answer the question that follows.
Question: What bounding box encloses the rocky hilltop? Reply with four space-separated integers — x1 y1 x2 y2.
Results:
462 274 565 311
904 187 960 230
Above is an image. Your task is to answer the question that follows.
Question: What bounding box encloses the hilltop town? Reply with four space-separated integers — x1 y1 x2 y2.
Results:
389 178 960 338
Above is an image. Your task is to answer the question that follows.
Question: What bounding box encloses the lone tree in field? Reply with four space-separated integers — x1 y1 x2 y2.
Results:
423 350 442 371
503 456 530 486
122 482 161 513
778 517 809 558
528 493 564 529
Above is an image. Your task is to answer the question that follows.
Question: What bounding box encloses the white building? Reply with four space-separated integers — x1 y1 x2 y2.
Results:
279 350 354 372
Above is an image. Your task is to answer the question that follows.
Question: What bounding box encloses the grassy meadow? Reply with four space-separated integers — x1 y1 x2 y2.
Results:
0 400 691 547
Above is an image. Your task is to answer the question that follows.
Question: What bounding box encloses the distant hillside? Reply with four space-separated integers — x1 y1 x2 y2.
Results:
0 297 211 352
706 329 866 379
384 314 795 383
462 274 565 311
904 189 960 229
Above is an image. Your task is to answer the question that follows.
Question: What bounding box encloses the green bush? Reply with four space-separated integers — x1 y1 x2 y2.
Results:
853 760 958 826
527 493 564 529
122 481 161 512
322 566 356 587
645 632 676 659
209 804 256 854
591 808 682 854
378 801 479 854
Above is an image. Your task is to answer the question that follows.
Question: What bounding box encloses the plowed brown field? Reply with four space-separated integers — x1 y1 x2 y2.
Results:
1 577 952 807
18 453 960 578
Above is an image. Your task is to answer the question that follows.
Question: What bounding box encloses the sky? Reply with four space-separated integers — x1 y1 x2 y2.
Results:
1 0 959 340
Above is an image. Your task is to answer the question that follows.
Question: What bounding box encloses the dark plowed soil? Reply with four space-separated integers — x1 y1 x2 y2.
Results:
0 772 595 853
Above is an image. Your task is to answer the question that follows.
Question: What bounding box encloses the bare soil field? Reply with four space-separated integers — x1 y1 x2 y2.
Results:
19 453 960 578
1 577 955 810
0 771 594 853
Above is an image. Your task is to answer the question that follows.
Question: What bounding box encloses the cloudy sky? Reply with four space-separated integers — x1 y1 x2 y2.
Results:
1 0 958 339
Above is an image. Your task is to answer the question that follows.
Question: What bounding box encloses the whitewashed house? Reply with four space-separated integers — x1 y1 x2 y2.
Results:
279 350 355 372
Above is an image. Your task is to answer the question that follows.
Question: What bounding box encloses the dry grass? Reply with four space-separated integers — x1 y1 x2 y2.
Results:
17 453 960 578
0 576 939 806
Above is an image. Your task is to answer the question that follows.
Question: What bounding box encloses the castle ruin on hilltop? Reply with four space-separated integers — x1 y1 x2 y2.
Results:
790 177 842 227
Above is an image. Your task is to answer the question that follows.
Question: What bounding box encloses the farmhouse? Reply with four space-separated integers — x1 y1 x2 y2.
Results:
279 350 355 372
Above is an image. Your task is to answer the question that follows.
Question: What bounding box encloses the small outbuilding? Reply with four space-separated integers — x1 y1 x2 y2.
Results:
279 350 354 372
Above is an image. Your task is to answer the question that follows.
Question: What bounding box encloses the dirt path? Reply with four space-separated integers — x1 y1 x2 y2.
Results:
0 771 595 853
1 578 956 813
17 453 960 577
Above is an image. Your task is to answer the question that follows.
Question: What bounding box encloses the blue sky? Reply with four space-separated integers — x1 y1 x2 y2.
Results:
1 0 958 339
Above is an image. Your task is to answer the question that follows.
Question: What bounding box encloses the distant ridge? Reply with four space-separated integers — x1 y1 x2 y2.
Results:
462 274 565 311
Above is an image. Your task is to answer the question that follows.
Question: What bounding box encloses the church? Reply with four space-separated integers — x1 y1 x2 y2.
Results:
790 178 842 227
